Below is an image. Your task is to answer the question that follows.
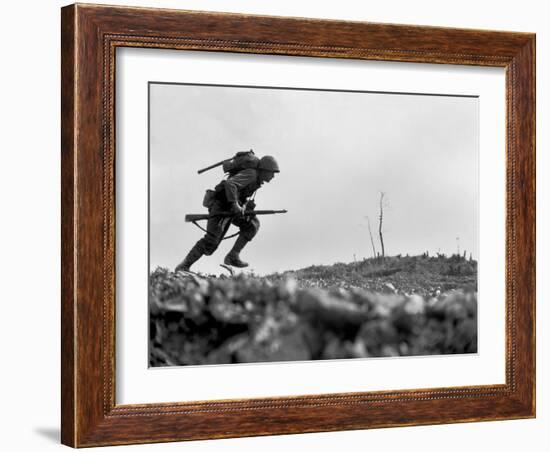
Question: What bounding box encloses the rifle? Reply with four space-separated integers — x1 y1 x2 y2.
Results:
197 149 254 174
185 209 287 222
197 157 232 175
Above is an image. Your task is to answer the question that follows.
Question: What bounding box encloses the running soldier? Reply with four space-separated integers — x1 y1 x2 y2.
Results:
175 155 280 272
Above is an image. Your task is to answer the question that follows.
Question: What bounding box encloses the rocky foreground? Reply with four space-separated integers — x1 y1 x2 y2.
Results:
149 256 477 366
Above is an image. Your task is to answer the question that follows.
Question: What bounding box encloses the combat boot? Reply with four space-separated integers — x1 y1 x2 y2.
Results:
175 243 204 272
224 235 250 268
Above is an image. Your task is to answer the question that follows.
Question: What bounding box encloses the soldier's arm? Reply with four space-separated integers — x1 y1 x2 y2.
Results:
224 169 257 204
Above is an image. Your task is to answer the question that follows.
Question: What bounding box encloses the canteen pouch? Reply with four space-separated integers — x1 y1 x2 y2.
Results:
202 189 216 208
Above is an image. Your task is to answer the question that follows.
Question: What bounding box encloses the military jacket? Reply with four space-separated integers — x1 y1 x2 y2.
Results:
214 168 262 206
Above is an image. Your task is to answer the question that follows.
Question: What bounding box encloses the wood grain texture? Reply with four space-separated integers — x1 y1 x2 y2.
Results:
60 4 76 447
60 3 536 447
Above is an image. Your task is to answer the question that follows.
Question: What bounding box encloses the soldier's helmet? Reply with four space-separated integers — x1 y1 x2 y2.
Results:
258 155 280 173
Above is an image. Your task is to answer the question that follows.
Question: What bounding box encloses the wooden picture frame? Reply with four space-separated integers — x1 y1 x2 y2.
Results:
61 3 535 447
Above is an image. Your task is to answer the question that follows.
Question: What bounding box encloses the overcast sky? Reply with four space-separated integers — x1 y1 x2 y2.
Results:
149 83 478 276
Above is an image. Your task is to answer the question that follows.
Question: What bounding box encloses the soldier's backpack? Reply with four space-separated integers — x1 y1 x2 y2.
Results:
222 150 260 176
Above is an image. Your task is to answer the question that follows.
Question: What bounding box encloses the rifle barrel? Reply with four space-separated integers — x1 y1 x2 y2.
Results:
185 209 287 222
197 159 229 175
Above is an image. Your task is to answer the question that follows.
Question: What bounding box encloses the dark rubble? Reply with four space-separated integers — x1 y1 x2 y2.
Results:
149 259 477 366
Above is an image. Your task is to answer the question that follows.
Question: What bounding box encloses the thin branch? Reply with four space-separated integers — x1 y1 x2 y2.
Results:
379 192 386 258
366 216 377 258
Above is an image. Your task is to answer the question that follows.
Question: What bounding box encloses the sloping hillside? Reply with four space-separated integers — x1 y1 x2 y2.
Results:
264 254 477 296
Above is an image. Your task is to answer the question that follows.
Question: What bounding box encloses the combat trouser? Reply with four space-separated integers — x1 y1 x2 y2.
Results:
194 201 260 256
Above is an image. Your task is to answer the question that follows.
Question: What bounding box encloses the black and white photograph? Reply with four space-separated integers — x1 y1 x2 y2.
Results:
3 0 543 450
148 82 479 367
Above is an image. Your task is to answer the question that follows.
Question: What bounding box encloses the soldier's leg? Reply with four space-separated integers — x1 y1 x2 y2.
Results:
174 241 204 273
224 216 260 268
175 216 230 272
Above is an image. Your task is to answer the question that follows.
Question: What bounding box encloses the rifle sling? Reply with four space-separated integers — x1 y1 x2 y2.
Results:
191 220 240 241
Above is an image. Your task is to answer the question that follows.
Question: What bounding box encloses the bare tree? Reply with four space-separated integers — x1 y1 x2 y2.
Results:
379 192 386 258
366 216 377 258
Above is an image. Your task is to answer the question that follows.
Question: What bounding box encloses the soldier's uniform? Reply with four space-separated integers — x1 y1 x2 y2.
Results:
175 155 279 272
197 168 262 256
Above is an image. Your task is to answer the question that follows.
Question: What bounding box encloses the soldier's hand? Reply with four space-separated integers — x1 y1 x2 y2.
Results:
230 202 245 217
246 200 256 211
